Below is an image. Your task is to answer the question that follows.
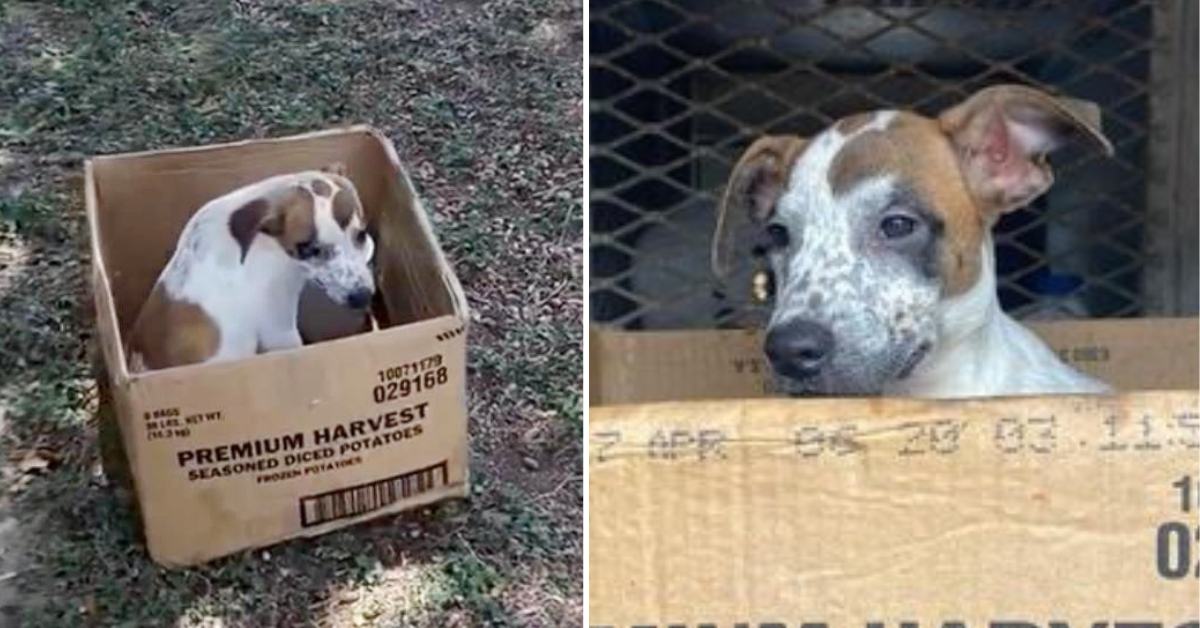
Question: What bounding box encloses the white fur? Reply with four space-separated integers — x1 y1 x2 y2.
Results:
146 172 373 365
773 111 908 331
767 111 943 394
885 235 1109 398
766 109 1108 398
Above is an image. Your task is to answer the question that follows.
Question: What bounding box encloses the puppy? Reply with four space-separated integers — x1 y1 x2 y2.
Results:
714 85 1112 398
127 165 375 372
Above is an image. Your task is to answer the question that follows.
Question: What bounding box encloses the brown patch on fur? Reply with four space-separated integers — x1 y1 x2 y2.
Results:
827 112 986 296
330 179 364 229
260 187 317 256
713 135 810 277
724 136 810 222
229 188 317 259
229 198 269 262
127 285 221 370
835 112 874 135
311 179 333 197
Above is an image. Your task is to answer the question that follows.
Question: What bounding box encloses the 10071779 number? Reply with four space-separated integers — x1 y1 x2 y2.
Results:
373 367 449 403
376 355 444 382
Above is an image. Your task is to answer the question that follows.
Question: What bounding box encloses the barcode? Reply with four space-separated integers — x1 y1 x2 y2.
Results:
299 461 448 527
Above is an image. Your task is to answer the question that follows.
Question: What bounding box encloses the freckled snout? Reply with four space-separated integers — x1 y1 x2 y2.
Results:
765 319 835 380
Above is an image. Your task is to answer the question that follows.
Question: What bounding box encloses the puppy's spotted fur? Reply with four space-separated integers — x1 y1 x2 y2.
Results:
127 165 375 372
715 85 1113 398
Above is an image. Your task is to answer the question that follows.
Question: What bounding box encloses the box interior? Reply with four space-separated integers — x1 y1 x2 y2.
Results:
89 128 458 347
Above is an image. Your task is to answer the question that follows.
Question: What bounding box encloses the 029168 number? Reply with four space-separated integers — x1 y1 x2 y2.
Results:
1155 521 1199 580
1156 475 1200 580
373 367 449 403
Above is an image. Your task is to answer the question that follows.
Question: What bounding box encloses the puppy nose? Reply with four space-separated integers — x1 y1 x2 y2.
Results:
345 289 372 310
765 320 834 380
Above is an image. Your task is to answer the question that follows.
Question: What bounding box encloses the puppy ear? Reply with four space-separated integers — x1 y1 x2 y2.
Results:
229 198 271 262
227 188 313 261
712 135 807 279
321 162 348 176
939 84 1113 219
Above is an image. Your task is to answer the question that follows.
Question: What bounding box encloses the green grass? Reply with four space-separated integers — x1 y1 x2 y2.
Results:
472 320 583 432
0 0 582 625
434 550 505 623
0 193 73 241
412 95 477 172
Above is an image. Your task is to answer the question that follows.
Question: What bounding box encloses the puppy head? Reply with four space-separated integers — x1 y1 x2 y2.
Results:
229 163 376 309
713 84 1112 395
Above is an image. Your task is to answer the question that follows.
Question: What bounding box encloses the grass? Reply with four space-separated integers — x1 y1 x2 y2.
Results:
0 0 582 625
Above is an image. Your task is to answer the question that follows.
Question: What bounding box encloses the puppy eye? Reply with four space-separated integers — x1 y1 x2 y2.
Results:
295 239 318 260
765 223 789 249
880 215 917 239
354 229 368 247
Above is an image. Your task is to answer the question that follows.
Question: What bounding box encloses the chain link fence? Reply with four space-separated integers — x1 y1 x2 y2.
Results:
590 0 1196 329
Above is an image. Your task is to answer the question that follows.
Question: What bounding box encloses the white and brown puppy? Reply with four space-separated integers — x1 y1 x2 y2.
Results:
714 85 1112 398
127 165 375 371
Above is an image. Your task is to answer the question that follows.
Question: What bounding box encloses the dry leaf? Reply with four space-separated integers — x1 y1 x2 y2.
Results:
18 450 51 474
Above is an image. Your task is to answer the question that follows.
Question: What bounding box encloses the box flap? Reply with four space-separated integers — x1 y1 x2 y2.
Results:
591 318 1200 405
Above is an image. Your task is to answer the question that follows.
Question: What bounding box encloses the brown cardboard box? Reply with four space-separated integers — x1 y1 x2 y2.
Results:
589 319 1200 626
87 126 470 567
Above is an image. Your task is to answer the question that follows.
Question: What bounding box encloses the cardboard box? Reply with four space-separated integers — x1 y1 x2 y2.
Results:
589 318 1200 626
87 127 470 567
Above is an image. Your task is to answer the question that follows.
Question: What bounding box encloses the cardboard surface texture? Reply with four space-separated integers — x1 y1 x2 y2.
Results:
589 320 1200 626
87 127 470 567
591 318 1199 405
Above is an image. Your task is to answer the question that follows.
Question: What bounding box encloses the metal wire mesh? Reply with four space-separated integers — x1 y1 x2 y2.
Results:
590 0 1172 330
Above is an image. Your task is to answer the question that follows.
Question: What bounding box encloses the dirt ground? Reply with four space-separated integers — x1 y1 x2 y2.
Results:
0 0 582 625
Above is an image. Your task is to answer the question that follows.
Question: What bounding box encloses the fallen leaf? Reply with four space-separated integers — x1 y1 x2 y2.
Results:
18 450 52 474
